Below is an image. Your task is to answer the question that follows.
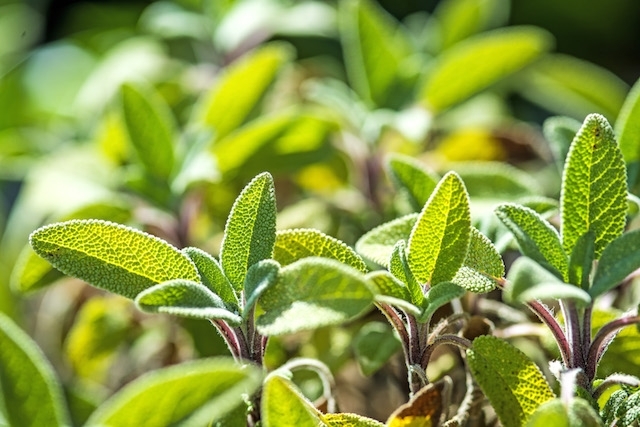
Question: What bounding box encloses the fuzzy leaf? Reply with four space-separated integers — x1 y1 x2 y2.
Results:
29 220 200 299
453 226 504 292
135 279 242 325
407 172 471 286
390 240 423 306
324 413 385 426
256 257 374 335
452 266 496 294
353 322 402 376
261 373 325 427
496 203 568 280
355 213 418 267
525 397 602 427
273 228 367 273
467 335 555 427
340 0 415 109
561 114 627 258
244 259 279 315
0 313 70 427
85 358 262 427
387 154 439 211
420 281 466 322
220 172 277 291
591 230 640 298
617 78 640 164
121 83 175 180
505 257 591 305
567 231 595 289
543 116 582 174
196 44 291 140
182 247 238 311
421 26 552 112
366 270 411 302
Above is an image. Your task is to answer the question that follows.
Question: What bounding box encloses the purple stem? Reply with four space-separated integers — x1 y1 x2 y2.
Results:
586 314 640 381
527 300 572 367
407 313 421 365
211 319 245 360
561 301 583 369
581 305 592 368
376 303 411 366
420 334 472 370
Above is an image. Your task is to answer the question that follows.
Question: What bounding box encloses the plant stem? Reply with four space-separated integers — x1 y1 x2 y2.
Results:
526 300 572 367
211 319 245 361
586 314 640 381
420 334 472 374
376 302 411 367
561 301 583 369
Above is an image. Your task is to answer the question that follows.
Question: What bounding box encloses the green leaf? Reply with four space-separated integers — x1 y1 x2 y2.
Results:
591 230 640 298
273 228 367 273
496 203 568 280
420 26 553 112
420 281 466 322
355 213 418 267
389 240 423 306
353 321 402 376
568 231 595 290
220 172 277 291
195 43 292 140
561 114 627 258
340 0 416 109
256 257 374 336
454 226 505 292
11 246 64 293
324 413 385 426
505 257 591 305
407 172 471 286
85 358 262 427
433 0 509 49
455 161 542 200
121 83 175 180
0 313 70 427
261 373 325 427
182 246 239 311
387 154 440 211
135 279 242 324
467 335 555 427
366 270 411 302
29 220 200 299
617 77 640 164
543 116 582 174
452 266 496 294
593 309 640 378
244 259 279 315
526 398 602 427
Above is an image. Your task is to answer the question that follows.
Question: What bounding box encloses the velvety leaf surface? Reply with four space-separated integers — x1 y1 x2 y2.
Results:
86 358 262 427
121 83 175 180
353 321 401 376
617 77 640 164
243 259 279 315
496 203 568 280
135 279 242 324
421 26 552 112
196 43 291 140
220 172 277 291
390 240 423 306
525 398 602 427
261 373 325 427
561 114 627 258
591 230 640 298
387 154 439 211
355 213 418 267
182 246 238 310
407 172 471 286
420 281 466 322
29 220 200 299
256 257 374 335
365 270 411 302
467 335 555 427
274 228 367 272
0 313 70 427
453 226 504 292
324 413 385 426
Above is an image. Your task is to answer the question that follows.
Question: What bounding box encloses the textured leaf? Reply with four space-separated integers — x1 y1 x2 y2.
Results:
256 257 374 335
340 0 415 109
387 154 439 211
407 172 471 286
182 247 238 311
390 240 423 306
496 203 568 280
420 281 466 322
243 259 279 315
617 78 640 164
86 358 262 427
121 83 175 180
505 257 591 305
135 279 242 324
366 270 411 302
526 398 602 427
261 373 325 427
457 226 505 289
29 220 200 299
434 0 509 49
591 230 640 298
561 114 627 258
324 413 385 426
273 228 367 273
353 322 401 376
543 116 582 174
567 231 595 289
452 266 496 294
355 213 418 267
467 335 555 427
421 26 552 112
220 172 277 291
195 43 291 140
387 381 447 427
0 313 70 427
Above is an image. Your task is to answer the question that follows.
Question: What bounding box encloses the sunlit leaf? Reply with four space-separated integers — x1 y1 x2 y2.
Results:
420 281 466 322
366 270 411 302
261 373 325 427
467 335 555 427
407 172 471 285
387 154 439 211
85 358 262 426
525 397 602 427
256 257 374 335
453 226 504 292
183 246 239 311
421 26 553 112
0 313 70 427
274 228 367 273
591 230 640 298
243 259 279 315
390 240 423 306
324 413 385 426
220 172 277 291
433 0 510 49
29 220 200 299
355 213 418 267
561 114 627 258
